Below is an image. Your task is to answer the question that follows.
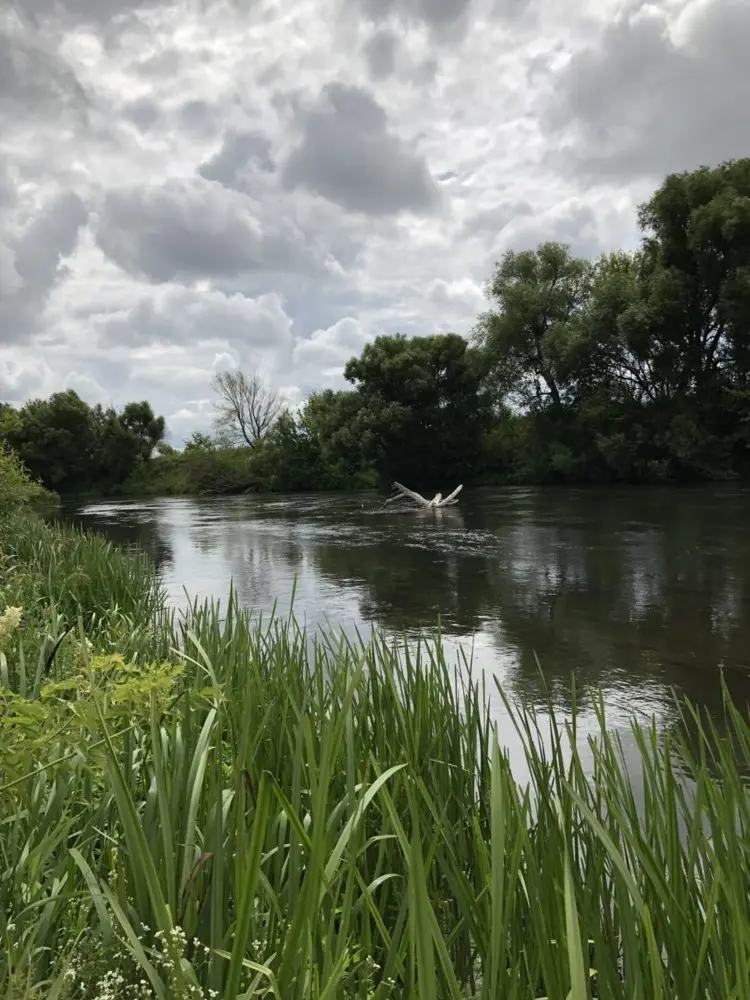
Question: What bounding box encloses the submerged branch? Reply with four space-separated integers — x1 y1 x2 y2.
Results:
382 481 463 511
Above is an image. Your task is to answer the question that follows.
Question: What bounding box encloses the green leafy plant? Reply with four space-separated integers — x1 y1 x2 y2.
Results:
0 444 50 510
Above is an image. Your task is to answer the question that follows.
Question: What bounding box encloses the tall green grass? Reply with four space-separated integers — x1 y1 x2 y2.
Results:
0 508 170 685
1 510 165 624
2 513 750 999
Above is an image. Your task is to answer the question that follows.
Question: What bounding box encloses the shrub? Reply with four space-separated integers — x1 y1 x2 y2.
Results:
0 443 50 509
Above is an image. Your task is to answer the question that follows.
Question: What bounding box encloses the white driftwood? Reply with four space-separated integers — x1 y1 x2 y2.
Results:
383 481 463 510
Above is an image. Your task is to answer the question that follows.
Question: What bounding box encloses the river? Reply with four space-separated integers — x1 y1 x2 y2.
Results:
69 486 750 773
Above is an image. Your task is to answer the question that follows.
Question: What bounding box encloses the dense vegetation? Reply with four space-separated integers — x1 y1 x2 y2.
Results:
3 159 750 497
0 395 165 497
3 438 750 998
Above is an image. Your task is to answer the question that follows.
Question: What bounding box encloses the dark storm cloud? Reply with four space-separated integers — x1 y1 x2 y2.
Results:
543 0 750 182
281 82 439 216
199 130 276 189
363 29 399 79
0 192 89 344
94 179 312 283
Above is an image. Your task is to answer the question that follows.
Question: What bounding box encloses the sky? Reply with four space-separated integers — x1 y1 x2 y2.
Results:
1 0 749 444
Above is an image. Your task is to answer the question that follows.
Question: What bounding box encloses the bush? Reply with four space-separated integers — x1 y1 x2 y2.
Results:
0 443 52 509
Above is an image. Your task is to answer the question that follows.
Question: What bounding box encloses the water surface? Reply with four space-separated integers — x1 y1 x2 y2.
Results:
70 487 750 764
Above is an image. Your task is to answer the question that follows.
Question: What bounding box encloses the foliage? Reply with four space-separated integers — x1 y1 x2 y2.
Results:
3 511 750 998
471 158 750 483
122 443 261 496
0 443 51 510
474 241 594 410
0 508 170 685
119 401 167 462
343 332 493 489
0 651 183 787
297 390 379 489
0 391 166 496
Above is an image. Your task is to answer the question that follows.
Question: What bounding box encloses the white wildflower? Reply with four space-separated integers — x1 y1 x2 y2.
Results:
0 605 22 647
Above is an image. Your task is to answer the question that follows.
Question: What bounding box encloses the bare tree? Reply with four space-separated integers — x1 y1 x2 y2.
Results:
211 369 282 447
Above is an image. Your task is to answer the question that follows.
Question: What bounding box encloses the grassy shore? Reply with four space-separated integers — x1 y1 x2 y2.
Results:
2 450 750 998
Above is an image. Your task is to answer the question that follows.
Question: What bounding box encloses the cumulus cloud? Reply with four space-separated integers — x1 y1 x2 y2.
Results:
97 285 294 364
0 190 89 344
426 277 485 313
0 244 21 297
94 179 311 283
199 130 276 186
462 200 533 239
282 82 440 216
293 317 371 378
122 96 161 131
0 353 66 405
0 27 88 118
542 0 750 181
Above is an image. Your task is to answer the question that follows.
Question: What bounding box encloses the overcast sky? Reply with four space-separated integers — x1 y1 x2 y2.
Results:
1 0 749 443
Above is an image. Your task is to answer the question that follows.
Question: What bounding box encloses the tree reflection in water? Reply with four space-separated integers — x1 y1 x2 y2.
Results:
69 487 750 762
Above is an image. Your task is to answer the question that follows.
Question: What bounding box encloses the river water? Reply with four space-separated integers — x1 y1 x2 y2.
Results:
70 487 750 774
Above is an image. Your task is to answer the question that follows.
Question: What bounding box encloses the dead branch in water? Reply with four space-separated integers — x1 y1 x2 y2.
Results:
381 481 463 511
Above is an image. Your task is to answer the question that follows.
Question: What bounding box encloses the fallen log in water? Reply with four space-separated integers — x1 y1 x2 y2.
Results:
382 481 463 511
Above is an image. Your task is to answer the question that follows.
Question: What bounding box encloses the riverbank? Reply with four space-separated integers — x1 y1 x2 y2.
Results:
2 466 750 996
118 442 750 500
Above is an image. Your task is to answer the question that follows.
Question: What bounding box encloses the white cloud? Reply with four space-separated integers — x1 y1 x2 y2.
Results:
212 351 238 372
541 0 750 182
426 277 485 313
293 317 372 380
1 0 745 442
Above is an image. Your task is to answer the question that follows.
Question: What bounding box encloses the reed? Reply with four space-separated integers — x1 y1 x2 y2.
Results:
1 515 750 999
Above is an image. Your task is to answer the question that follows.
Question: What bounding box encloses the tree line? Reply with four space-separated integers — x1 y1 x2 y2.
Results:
0 394 165 496
3 158 750 496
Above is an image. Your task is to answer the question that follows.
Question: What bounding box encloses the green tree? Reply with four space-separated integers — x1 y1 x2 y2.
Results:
587 159 750 479
0 392 167 495
344 332 491 488
184 432 217 452
636 158 750 395
472 163 750 484
119 401 166 461
254 411 325 491
1 390 98 492
474 242 594 411
300 390 378 489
